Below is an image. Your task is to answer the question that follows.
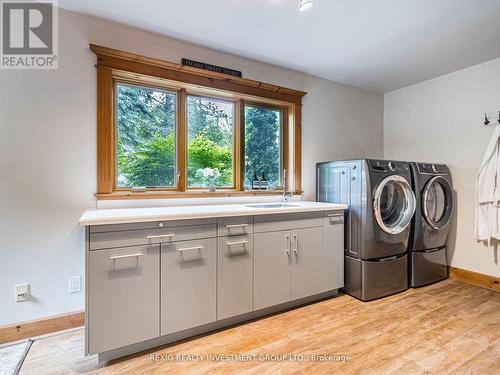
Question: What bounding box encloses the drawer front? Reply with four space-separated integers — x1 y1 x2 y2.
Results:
90 223 216 250
360 255 408 301
345 255 408 301
89 218 216 233
88 245 160 354
217 235 254 320
161 238 217 335
410 248 448 287
254 212 323 233
218 216 254 237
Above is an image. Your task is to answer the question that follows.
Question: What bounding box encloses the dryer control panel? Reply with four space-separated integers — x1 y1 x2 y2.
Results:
369 160 410 173
416 163 449 175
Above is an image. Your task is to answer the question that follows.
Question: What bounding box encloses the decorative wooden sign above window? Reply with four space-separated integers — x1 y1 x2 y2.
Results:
181 58 242 78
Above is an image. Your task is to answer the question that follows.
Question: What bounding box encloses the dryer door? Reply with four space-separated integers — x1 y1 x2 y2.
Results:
373 175 416 235
422 176 453 230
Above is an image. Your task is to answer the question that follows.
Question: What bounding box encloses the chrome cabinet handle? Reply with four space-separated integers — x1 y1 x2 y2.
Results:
177 245 204 252
327 214 344 225
146 233 175 239
285 235 290 256
226 240 248 256
227 240 249 246
292 233 298 255
226 223 249 228
110 252 143 260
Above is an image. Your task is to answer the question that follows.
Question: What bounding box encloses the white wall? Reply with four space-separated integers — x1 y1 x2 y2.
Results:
384 58 500 278
0 9 383 326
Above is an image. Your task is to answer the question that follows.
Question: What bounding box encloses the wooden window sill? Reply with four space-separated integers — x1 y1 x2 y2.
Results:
95 190 303 200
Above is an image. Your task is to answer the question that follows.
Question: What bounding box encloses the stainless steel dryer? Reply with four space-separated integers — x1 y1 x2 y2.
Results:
317 159 416 301
409 163 454 287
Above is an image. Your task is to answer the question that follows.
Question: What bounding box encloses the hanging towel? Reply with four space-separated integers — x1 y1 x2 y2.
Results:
475 125 500 241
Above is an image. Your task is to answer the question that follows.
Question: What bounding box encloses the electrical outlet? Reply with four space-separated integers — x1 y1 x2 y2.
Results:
15 283 30 302
68 276 81 293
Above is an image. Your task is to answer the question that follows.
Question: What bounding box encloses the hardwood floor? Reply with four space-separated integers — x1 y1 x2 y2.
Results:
19 280 499 375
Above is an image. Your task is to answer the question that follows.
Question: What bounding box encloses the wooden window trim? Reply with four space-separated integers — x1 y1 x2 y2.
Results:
96 65 115 194
92 44 306 200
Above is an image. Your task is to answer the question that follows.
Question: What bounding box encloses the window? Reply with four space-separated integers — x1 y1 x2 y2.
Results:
187 96 234 188
116 83 177 188
92 44 305 198
244 105 283 188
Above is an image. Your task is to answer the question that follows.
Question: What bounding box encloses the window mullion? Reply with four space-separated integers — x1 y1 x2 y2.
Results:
234 99 242 190
238 99 245 191
178 88 187 191
282 106 289 191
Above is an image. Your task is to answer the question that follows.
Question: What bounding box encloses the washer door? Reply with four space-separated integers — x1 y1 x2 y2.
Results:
422 176 453 230
373 175 416 235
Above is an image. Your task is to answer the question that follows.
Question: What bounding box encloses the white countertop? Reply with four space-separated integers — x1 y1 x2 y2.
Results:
79 201 347 226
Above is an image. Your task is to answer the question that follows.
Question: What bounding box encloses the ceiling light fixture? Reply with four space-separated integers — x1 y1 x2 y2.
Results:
299 0 312 11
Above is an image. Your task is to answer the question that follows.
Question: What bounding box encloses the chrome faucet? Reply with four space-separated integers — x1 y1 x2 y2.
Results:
282 169 293 202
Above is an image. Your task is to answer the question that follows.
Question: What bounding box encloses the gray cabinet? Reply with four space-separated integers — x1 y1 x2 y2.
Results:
324 211 345 291
161 238 217 335
86 209 344 357
254 230 291 310
254 212 323 233
217 235 253 319
88 245 160 354
254 226 324 310
291 227 324 300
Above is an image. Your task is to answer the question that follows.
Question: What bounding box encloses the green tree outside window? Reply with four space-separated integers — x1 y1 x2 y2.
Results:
116 84 283 190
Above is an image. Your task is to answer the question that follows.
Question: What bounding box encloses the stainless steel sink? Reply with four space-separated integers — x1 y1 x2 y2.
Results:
245 203 299 209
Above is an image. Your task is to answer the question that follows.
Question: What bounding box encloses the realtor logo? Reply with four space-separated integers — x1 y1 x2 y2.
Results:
1 0 58 69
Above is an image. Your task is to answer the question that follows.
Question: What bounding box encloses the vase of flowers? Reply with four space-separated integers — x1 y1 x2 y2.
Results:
197 167 221 192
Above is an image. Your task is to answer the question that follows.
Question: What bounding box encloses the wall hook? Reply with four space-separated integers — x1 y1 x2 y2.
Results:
484 113 490 126
498 111 500 125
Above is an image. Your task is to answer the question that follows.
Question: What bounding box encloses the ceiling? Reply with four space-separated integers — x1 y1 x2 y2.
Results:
59 0 500 93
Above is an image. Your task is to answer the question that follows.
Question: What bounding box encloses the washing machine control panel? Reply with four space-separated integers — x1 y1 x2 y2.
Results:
370 160 409 173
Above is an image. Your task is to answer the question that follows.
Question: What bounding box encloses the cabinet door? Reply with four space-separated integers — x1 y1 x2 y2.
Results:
88 245 159 354
254 231 291 310
291 227 324 300
324 212 345 291
217 235 253 320
161 238 216 335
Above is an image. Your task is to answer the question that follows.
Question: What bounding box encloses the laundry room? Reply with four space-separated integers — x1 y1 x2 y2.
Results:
0 1 499 374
